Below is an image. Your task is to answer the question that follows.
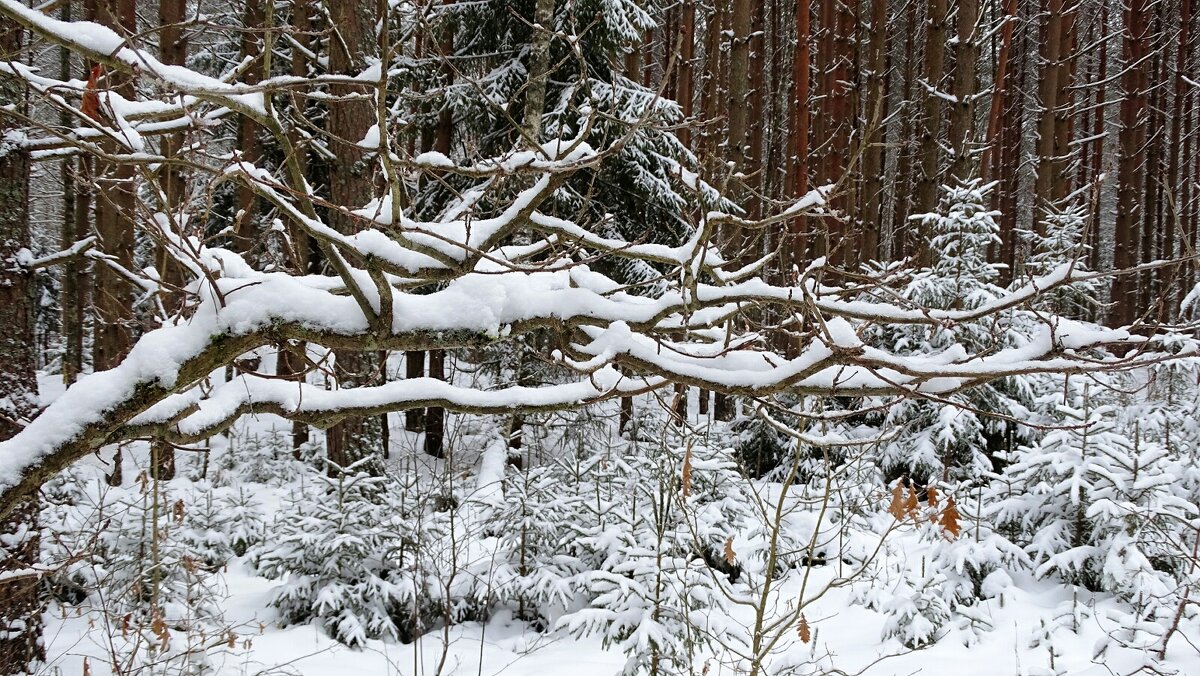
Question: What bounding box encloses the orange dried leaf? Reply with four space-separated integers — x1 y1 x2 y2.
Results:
939 496 962 538
723 536 736 566
151 611 170 649
926 485 939 509
887 484 906 520
83 657 90 676
904 487 920 520
798 615 811 644
81 64 103 121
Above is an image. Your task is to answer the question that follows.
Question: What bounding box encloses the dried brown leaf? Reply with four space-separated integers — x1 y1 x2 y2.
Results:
81 65 103 122
904 486 920 520
887 484 906 520
939 496 962 539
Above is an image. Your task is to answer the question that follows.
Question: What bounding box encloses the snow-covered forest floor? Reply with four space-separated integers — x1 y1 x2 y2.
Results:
32 354 1200 676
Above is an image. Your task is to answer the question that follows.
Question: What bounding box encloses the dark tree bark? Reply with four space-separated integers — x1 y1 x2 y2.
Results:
727 0 753 170
424 349 446 458
233 0 264 256
984 0 1018 282
859 0 888 248
150 0 191 481
914 0 948 227
677 0 696 147
947 0 979 181
277 0 314 456
1178 0 1196 298
59 1 86 386
89 0 137 373
1112 0 1150 327
325 0 384 470
1034 0 1075 215
405 350 426 432
0 18 43 671
890 4 919 260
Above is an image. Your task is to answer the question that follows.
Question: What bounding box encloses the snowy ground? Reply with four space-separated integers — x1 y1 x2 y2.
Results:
41 534 1199 676
31 375 1200 676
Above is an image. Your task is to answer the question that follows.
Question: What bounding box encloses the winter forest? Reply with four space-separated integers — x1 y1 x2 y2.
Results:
1 0 1200 674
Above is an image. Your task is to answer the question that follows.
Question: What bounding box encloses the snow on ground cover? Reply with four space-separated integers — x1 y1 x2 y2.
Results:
31 370 1200 676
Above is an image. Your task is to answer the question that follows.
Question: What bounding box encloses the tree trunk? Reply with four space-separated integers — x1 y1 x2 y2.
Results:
1112 0 1149 327
890 4 919 259
233 0 264 256
90 0 137 372
860 0 888 246
151 0 191 481
914 0 948 227
784 1 812 358
325 0 383 470
60 0 84 386
405 350 426 431
0 18 43 671
523 0 556 141
672 382 689 426
424 349 446 458
279 0 313 456
984 0 1018 283
728 0 753 172
677 0 696 147
1178 0 1195 298
947 0 978 181
982 0 1017 183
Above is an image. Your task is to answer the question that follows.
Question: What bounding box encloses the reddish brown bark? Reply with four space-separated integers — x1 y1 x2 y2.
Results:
1112 0 1150 327
89 0 137 372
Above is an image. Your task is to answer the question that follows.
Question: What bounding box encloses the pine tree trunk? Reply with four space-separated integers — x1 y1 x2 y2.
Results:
788 0 811 282
326 1 383 470
0 18 43 670
279 0 313 456
915 0 948 227
947 0 978 181
524 0 556 141
233 0 264 256
1112 0 1149 327
405 350 426 432
424 349 446 458
150 0 190 481
90 0 137 372
985 0 1018 282
677 0 695 147
982 0 1017 183
728 0 752 168
1178 0 1195 298
890 4 918 259
60 0 84 386
860 0 888 247
1139 16 1165 317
